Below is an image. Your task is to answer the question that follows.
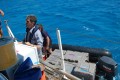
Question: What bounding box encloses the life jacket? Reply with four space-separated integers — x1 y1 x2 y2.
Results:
25 25 39 43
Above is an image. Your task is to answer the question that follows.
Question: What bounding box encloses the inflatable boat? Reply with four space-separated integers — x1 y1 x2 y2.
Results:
43 44 118 80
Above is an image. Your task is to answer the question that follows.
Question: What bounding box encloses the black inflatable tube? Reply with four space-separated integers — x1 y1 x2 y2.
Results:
52 44 112 62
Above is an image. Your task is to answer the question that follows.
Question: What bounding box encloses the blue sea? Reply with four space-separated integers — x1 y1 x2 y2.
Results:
0 0 120 79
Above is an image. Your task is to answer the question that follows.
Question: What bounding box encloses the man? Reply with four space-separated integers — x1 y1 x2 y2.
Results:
23 15 43 59
38 24 52 58
0 9 4 38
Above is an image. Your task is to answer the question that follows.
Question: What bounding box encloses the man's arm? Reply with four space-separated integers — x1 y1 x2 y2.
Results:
45 36 50 50
0 9 4 16
0 28 3 38
34 30 43 50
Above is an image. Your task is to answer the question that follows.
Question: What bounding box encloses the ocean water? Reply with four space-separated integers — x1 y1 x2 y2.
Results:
0 0 120 79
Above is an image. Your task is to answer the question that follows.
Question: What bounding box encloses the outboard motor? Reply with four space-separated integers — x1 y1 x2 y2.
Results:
97 56 118 80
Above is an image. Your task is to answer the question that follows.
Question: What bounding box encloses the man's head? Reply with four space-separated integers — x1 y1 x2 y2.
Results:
26 15 37 29
38 24 43 31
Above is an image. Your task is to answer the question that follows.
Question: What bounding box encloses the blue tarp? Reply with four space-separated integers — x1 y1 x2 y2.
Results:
14 57 42 80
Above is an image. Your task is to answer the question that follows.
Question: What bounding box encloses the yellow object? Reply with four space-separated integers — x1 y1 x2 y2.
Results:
0 37 17 71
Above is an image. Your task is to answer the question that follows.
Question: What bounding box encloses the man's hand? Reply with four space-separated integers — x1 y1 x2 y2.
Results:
0 10 4 16
25 42 34 47
45 46 49 50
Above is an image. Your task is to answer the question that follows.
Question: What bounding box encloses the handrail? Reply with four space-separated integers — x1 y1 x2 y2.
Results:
4 20 17 42
56 28 66 78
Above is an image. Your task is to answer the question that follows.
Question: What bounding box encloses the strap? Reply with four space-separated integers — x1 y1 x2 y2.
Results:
29 25 39 43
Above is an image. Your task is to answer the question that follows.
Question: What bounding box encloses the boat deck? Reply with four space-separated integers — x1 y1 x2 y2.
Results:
44 49 96 80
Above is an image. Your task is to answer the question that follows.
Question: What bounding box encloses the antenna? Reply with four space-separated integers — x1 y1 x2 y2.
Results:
56 28 67 79
4 20 17 42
